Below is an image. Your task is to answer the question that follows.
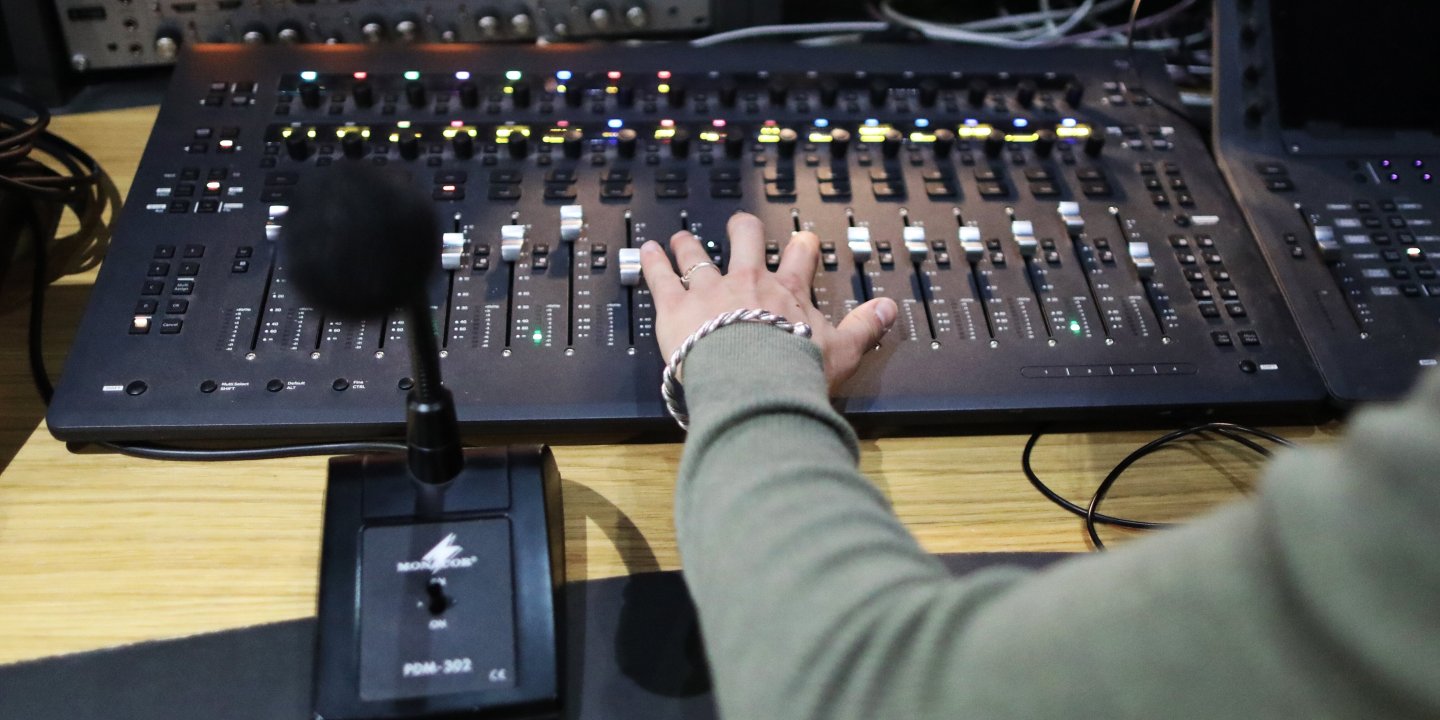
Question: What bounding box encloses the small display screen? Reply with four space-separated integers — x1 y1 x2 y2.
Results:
1271 2 1440 132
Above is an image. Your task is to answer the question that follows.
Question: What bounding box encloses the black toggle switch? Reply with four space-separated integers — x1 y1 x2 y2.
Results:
425 579 451 615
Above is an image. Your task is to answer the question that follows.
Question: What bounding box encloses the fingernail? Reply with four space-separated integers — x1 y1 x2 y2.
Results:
875 298 897 327
641 240 658 252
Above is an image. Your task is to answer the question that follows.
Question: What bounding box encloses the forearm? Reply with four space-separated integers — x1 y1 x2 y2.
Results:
676 325 1440 720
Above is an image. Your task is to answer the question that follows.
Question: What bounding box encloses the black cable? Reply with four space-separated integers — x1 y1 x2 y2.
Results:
26 205 53 403
1023 430 1167 529
100 441 408 462
1083 423 1295 549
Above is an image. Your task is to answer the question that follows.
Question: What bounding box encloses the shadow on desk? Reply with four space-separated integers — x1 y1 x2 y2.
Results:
0 282 94 474
0 553 1067 719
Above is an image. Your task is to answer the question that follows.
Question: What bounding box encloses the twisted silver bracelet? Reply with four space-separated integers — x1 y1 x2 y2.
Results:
661 308 813 430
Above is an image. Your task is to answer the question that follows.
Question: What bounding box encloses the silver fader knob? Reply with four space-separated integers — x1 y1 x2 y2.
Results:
1011 220 1038 257
560 205 584 242
1057 201 1085 231
618 247 642 286
1313 225 1342 261
265 204 288 242
441 231 469 270
847 226 873 263
501 224 526 262
959 226 984 262
902 226 928 262
1129 241 1155 278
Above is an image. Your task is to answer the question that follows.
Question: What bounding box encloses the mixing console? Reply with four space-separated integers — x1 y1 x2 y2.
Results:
1215 0 1440 404
47 44 1327 443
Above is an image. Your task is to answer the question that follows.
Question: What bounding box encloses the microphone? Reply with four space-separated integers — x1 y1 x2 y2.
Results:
284 166 462 486
286 166 563 720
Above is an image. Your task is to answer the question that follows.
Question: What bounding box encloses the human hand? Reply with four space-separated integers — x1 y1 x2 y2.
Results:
639 212 897 392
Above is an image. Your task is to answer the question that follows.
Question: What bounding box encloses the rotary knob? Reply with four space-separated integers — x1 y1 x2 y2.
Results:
507 133 529 159
242 28 267 45
342 132 366 159
398 135 420 160
458 80 479 108
617 128 638 158
777 128 798 158
967 79 988 107
298 82 321 108
669 128 691 158
1016 80 1037 108
932 128 955 157
828 127 851 159
868 78 889 108
562 129 584 159
819 78 840 108
718 79 738 108
1084 133 1106 157
360 21 383 43
881 128 903 159
768 80 788 106
477 14 501 37
624 4 648 28
589 6 612 30
276 25 303 44
666 85 687 109
405 80 426 107
451 132 475 159
1034 129 1056 158
1064 81 1085 108
352 80 374 108
285 134 311 160
394 20 418 42
918 78 939 107
724 132 744 159
511 82 532 108
154 31 180 60
510 12 533 35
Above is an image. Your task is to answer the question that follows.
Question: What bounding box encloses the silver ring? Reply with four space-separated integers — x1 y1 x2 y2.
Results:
679 261 719 290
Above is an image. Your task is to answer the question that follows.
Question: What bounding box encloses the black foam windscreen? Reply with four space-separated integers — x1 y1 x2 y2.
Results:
282 166 440 318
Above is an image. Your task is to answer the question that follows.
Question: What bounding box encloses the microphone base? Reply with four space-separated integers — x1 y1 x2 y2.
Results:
312 446 564 720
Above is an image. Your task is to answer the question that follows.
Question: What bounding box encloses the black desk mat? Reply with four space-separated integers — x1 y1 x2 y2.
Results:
0 553 1067 719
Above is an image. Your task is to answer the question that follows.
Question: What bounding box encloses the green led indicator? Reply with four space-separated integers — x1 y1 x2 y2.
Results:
403 70 421 81
1069 319 1082 335
505 70 523 82
532 329 544 345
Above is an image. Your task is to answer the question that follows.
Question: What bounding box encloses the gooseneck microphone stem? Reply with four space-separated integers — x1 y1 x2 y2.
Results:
405 297 464 489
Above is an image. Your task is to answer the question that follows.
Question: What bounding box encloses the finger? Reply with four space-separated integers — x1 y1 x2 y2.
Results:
833 297 898 365
775 230 820 297
639 240 683 304
724 211 766 277
671 230 722 289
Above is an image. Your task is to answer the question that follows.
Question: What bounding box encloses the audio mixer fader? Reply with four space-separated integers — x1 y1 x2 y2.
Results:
48 44 1327 443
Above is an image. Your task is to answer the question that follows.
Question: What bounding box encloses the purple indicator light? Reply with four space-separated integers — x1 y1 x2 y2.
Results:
1389 173 1401 182
1424 173 1434 183
1380 159 1392 168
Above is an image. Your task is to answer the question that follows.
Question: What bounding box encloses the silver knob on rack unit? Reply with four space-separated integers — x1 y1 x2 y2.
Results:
276 26 302 44
155 34 180 60
242 29 267 45
624 4 649 28
395 20 418 42
477 14 501 37
589 6 613 30
511 12 534 35
361 22 384 43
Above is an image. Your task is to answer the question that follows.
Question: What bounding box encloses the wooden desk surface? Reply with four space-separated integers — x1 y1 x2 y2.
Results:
0 106 1343 667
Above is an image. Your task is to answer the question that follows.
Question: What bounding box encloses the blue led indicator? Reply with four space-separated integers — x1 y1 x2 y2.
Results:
964 118 979 126
814 118 830 128
864 118 879 126
1014 118 1030 128
557 70 573 81
300 71 318 82
1062 117 1077 127
607 118 624 129
915 118 930 128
